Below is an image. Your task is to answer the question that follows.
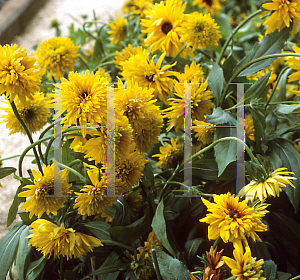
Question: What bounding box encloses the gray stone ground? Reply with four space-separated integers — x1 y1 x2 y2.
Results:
0 0 124 277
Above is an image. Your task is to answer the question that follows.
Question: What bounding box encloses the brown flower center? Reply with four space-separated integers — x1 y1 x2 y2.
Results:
161 22 173 35
204 0 213 7
229 209 240 218
146 74 154 82
21 107 35 121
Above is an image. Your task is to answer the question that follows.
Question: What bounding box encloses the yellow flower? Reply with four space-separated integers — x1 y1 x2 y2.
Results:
153 137 183 170
114 44 144 70
135 110 163 151
178 12 222 51
141 0 193 58
200 193 268 250
27 219 102 260
239 167 296 202
83 113 133 165
54 70 108 137
98 67 112 83
18 163 72 218
164 80 214 132
74 169 118 216
262 0 300 35
223 247 265 280
121 51 176 104
0 44 40 104
192 119 215 145
133 231 163 280
192 0 223 15
288 45 300 84
134 0 153 19
0 92 50 135
108 15 129 45
122 0 137 14
175 61 204 83
115 81 163 151
245 113 255 141
115 143 148 190
35 37 80 79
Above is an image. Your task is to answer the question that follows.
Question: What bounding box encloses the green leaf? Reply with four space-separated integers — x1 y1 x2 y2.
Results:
0 167 16 179
277 271 292 280
270 68 291 102
269 140 300 211
262 260 277 280
248 107 265 149
111 197 131 227
214 127 237 176
152 200 176 256
108 206 152 243
92 263 128 276
61 142 78 182
208 62 225 107
222 53 238 83
192 152 236 181
244 71 271 102
25 256 46 280
7 182 26 227
204 107 234 125
16 226 30 280
84 221 112 241
215 14 232 37
152 246 190 280
184 238 204 265
142 161 155 188
0 222 26 280
96 251 122 280
234 28 290 76
275 104 300 114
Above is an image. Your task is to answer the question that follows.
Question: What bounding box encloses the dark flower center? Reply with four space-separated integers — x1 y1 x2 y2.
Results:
81 91 89 99
195 23 205 34
161 22 173 35
146 74 154 82
229 209 240 218
204 0 213 7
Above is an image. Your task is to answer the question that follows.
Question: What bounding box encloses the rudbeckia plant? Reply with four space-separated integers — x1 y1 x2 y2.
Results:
1 0 300 279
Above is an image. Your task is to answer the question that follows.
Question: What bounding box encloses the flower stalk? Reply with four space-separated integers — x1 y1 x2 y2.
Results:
10 101 44 176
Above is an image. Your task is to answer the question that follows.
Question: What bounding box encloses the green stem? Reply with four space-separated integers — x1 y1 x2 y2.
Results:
220 53 300 106
213 236 220 248
0 154 35 161
152 248 162 280
44 137 56 165
56 162 87 183
101 240 136 253
198 48 214 60
100 53 116 63
265 66 290 109
226 277 236 280
37 121 57 165
171 42 188 63
68 159 81 167
79 56 90 70
10 101 43 176
179 137 257 170
290 275 300 280
17 127 82 177
217 9 263 65
224 100 300 111
92 61 115 72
